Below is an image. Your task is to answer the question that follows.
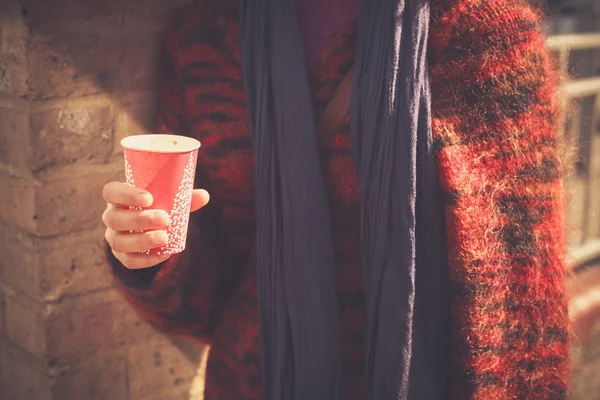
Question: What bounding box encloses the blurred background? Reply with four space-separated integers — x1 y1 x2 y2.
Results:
0 0 599 399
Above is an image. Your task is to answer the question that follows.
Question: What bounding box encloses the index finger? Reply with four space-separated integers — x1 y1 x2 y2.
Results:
102 181 154 208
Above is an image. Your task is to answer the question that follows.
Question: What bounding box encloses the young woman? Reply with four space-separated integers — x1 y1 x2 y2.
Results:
101 0 570 398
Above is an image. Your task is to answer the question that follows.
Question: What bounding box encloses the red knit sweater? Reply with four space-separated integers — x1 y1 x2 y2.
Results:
108 1 570 398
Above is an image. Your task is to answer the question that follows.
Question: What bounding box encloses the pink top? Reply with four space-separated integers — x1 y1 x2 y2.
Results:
296 0 359 62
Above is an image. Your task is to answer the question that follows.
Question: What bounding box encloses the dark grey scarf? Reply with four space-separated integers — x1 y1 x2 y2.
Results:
240 0 449 399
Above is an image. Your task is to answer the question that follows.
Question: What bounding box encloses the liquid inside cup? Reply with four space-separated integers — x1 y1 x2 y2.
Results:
121 134 201 153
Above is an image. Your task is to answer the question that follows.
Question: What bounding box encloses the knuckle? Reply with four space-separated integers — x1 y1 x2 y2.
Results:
102 182 114 202
130 191 141 206
102 208 114 228
111 233 124 253
135 211 147 230
138 233 151 251
104 229 114 248
101 208 109 226
119 254 135 269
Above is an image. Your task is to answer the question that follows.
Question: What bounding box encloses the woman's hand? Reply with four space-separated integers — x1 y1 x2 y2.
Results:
102 181 210 269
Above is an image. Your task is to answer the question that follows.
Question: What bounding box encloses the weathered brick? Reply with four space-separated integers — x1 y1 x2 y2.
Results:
0 227 114 302
0 224 38 298
53 354 128 400
5 295 46 358
0 92 28 111
0 54 27 98
0 165 36 232
114 90 157 153
46 294 157 365
115 160 127 182
30 18 124 40
128 336 200 399
30 97 114 171
0 226 112 302
27 31 123 99
25 0 123 33
0 339 52 400
0 9 27 51
123 0 194 31
0 105 31 169
37 227 112 301
115 32 162 91
138 389 194 400
0 4 28 96
27 29 166 99
34 164 122 237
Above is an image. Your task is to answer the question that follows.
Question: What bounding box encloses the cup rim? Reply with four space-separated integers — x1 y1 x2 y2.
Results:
121 134 201 153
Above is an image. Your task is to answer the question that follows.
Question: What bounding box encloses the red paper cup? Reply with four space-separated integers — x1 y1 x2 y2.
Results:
121 134 201 256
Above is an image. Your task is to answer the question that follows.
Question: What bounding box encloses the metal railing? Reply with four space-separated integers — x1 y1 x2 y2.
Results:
546 33 600 267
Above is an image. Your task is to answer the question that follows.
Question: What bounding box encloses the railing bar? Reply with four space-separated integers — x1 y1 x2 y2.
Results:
568 238 600 268
546 33 600 51
583 96 600 241
558 48 570 81
561 77 600 99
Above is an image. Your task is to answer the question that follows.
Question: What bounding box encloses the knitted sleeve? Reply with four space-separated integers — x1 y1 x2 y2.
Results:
107 14 238 340
428 1 570 398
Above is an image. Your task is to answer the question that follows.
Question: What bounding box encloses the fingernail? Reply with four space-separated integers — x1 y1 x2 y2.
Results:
138 193 152 207
151 231 169 245
152 212 170 226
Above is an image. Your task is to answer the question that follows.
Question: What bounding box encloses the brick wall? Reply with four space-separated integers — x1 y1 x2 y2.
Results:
0 0 207 399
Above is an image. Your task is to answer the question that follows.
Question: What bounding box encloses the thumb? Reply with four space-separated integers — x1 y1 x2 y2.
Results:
190 189 210 212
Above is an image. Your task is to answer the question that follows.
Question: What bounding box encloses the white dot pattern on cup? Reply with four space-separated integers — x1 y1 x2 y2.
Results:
124 152 135 187
156 152 196 255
